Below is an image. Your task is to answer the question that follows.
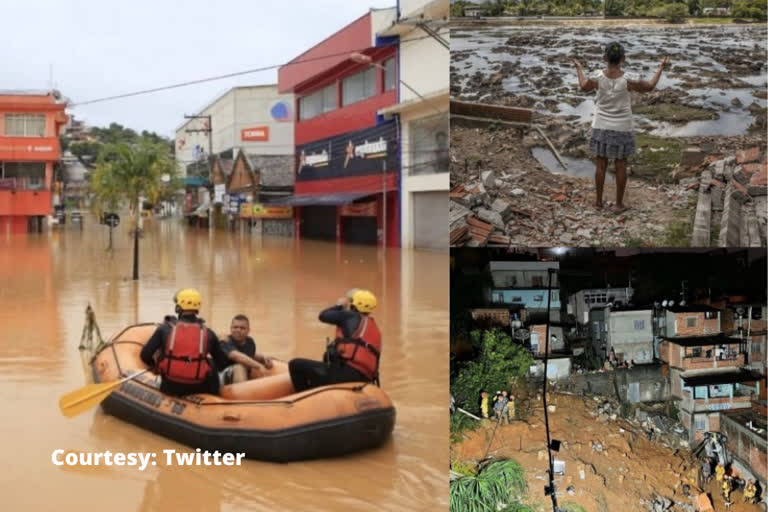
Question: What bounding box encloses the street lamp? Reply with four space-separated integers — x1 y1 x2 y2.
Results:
348 52 443 115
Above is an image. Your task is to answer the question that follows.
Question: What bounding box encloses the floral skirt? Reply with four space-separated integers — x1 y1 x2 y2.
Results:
589 128 636 159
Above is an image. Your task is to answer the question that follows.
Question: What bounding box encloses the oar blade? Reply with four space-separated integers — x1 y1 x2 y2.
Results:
58 380 122 418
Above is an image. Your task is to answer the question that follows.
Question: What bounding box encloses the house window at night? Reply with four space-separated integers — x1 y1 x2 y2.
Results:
691 347 702 358
634 320 645 330
551 290 559 302
533 295 544 302
694 416 706 431
752 308 763 320
704 311 717 320
686 317 697 328
409 114 449 176
511 296 522 303
5 114 45 136
694 386 706 399
342 67 376 105
493 292 503 303
383 57 396 91
709 384 731 398
298 84 336 121
752 343 762 353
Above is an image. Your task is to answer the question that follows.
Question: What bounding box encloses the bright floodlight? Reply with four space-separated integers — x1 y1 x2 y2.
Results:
669 300 675 307
662 300 668 307
552 247 567 255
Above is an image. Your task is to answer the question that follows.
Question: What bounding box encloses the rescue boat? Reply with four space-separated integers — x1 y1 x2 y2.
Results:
90 323 396 462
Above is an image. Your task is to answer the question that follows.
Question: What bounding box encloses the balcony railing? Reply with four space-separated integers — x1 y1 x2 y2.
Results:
683 354 746 368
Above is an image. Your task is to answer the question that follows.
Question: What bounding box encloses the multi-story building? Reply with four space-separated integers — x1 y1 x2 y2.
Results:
659 305 762 442
277 8 401 246
377 0 449 250
568 287 634 325
604 306 654 364
175 85 295 232
488 261 560 320
0 91 68 234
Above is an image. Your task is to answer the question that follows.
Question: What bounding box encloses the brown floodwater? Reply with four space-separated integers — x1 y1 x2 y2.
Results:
0 217 449 511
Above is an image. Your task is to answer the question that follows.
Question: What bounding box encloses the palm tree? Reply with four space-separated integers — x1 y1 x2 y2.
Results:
90 139 174 279
449 458 531 512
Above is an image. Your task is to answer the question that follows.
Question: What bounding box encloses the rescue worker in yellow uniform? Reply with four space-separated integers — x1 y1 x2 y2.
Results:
743 479 757 504
140 289 225 396
715 462 726 482
289 289 381 391
722 476 732 503
480 391 489 419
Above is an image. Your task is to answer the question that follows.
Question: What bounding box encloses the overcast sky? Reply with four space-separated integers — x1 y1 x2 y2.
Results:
0 1 395 137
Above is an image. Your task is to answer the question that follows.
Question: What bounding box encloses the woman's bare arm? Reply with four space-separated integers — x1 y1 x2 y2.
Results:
627 56 670 93
571 58 597 92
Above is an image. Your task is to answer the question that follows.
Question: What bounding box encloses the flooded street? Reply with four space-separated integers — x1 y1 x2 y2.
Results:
0 217 449 511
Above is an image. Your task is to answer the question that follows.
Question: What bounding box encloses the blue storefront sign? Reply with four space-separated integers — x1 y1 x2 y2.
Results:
296 120 398 181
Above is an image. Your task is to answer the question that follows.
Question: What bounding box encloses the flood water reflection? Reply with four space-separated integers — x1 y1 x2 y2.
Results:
0 217 449 511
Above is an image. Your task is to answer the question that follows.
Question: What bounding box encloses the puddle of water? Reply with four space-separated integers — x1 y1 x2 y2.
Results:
552 99 594 124
648 111 754 137
532 146 614 183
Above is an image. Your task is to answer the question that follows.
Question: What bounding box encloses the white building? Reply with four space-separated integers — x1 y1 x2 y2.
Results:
174 85 295 179
605 306 654 364
569 287 634 325
378 0 449 250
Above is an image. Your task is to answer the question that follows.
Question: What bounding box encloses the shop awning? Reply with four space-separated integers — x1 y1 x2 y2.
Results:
264 191 385 206
682 370 764 387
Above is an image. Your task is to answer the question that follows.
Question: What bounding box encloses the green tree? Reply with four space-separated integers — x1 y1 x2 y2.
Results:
687 0 700 14
451 329 533 410
605 0 626 16
450 459 530 512
90 139 174 277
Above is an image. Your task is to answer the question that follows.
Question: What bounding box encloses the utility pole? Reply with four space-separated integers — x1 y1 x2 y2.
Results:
543 267 560 512
185 114 213 229
382 159 387 248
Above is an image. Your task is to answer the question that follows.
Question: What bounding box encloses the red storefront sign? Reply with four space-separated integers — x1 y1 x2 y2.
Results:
0 137 60 161
241 127 270 142
340 201 377 217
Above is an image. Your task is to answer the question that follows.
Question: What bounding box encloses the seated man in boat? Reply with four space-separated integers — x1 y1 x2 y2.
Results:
217 314 273 385
140 288 226 396
289 289 381 392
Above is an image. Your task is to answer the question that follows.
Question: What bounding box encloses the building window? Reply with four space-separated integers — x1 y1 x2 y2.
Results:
298 83 336 121
408 114 448 176
492 292 503 303
533 295 544 302
694 416 706 431
751 308 763 320
551 290 559 302
5 114 45 136
342 67 377 106
686 317 697 328
691 347 702 358
383 57 396 91
531 275 544 287
510 296 522 303
1 162 45 189
634 320 645 330
709 384 731 398
752 343 762 353
694 386 707 399
704 311 717 320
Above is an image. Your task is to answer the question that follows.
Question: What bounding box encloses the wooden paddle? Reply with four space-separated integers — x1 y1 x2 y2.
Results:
59 369 151 418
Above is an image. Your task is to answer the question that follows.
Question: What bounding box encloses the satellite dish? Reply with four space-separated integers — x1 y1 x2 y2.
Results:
662 300 668 307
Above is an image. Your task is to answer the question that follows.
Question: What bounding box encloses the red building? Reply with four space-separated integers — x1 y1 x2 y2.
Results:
277 8 400 246
0 91 68 234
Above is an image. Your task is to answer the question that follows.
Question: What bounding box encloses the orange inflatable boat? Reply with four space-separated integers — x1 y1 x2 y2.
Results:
90 323 396 462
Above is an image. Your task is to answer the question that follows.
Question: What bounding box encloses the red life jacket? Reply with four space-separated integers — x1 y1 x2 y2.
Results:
333 316 381 380
158 322 211 384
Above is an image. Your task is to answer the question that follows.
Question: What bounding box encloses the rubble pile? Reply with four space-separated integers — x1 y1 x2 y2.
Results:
450 124 766 247
452 393 763 512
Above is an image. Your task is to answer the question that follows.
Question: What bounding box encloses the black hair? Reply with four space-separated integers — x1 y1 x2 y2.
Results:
605 42 625 65
232 314 249 325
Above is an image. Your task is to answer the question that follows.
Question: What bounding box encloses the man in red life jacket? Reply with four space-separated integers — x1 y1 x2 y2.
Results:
140 288 226 396
289 289 381 392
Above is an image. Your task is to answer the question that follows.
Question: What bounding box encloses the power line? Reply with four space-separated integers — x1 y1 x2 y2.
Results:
69 34 436 108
